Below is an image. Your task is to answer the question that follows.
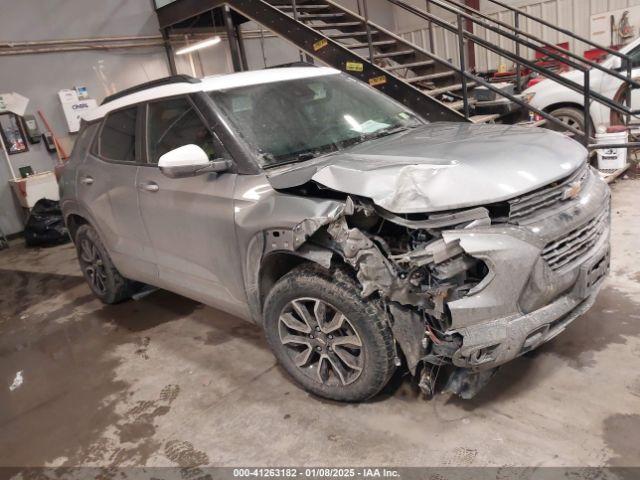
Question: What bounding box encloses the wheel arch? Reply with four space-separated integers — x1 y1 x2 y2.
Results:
543 102 597 128
543 101 584 114
258 251 309 309
65 213 89 242
247 240 353 325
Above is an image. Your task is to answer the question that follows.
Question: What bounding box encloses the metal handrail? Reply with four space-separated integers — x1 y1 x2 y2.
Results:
388 0 640 118
333 0 587 139
478 0 638 135
275 0 633 147
480 0 630 61
437 0 640 92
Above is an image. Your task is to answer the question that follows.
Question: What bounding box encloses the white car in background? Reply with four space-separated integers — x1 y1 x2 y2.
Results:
523 36 640 132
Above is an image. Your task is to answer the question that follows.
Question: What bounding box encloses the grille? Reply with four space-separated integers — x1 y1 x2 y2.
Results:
542 205 609 272
509 164 589 223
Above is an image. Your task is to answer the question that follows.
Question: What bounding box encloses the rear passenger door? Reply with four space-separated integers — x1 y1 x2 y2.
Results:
79 105 157 283
137 96 243 315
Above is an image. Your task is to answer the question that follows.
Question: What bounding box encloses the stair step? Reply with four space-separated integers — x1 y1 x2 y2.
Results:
423 82 476 96
445 99 477 111
328 30 379 39
314 22 362 29
385 60 436 71
470 114 501 124
278 4 331 10
372 49 415 59
406 71 456 83
298 13 346 19
342 39 397 49
518 119 547 127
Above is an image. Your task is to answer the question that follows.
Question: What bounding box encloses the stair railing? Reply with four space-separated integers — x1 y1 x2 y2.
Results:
421 0 640 117
360 0 376 63
458 0 637 130
383 0 640 148
438 0 638 136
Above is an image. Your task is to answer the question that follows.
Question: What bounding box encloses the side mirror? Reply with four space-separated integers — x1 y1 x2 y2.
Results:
158 144 231 179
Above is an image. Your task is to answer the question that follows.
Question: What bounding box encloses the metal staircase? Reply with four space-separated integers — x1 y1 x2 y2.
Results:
155 0 640 150
264 0 490 122
228 0 470 123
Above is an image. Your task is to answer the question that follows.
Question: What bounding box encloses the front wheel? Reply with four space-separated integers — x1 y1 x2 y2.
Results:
263 264 396 402
75 224 137 304
549 106 587 134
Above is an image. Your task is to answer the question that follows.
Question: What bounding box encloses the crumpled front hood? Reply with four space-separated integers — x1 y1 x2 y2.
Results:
266 122 587 214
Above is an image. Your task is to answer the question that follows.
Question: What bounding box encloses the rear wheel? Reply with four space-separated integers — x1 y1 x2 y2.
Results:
75 224 137 304
263 264 396 402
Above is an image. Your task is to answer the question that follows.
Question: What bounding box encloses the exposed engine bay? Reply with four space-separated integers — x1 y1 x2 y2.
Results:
318 198 494 398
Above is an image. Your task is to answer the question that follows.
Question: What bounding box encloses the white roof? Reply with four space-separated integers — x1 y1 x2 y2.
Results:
84 67 340 122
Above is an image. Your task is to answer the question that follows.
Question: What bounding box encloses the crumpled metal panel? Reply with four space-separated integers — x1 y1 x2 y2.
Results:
267 123 586 214
327 216 397 298
442 227 541 330
388 304 426 375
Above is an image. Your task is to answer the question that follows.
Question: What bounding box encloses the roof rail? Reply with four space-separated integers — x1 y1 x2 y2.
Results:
101 75 201 105
266 61 318 69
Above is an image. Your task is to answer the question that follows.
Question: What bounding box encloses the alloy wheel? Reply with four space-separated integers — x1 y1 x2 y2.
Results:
554 114 583 132
278 297 364 386
79 237 108 295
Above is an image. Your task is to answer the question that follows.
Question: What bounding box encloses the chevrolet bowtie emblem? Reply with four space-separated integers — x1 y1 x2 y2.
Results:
562 181 583 201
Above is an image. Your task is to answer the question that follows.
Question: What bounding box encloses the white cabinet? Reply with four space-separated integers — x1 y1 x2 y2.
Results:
9 171 59 209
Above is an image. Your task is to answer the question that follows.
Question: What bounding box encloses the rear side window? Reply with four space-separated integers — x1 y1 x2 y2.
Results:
147 97 217 164
99 107 137 162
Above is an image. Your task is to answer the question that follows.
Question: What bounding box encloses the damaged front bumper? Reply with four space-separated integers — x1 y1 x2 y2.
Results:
442 168 611 370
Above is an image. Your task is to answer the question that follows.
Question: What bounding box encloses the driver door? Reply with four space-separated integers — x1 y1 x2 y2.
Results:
137 96 244 315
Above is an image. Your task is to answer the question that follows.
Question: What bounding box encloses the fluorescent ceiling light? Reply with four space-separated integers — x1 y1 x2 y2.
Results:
176 36 221 55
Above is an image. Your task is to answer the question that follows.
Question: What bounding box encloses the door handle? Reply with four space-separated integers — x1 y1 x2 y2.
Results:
138 182 159 193
80 175 94 185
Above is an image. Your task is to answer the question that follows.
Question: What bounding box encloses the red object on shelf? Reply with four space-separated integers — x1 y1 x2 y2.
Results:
584 45 621 63
533 42 570 60
527 77 546 89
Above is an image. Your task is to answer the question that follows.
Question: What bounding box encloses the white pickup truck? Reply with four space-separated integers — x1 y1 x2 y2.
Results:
523 37 640 132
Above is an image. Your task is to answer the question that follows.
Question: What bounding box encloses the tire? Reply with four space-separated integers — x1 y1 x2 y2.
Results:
74 224 137 304
549 107 587 134
263 263 396 402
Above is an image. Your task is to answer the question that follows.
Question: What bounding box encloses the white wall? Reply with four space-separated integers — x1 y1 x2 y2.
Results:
475 0 640 72
394 0 640 72
0 0 171 235
0 0 399 235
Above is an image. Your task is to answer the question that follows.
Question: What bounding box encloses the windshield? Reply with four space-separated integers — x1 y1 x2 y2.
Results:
209 73 424 168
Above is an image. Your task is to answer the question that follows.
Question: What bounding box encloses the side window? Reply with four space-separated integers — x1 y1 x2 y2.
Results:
147 97 217 164
99 107 137 162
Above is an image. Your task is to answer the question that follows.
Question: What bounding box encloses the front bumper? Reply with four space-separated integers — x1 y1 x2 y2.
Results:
441 167 611 370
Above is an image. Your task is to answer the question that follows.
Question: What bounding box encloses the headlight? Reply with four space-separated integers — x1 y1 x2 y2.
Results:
522 92 536 104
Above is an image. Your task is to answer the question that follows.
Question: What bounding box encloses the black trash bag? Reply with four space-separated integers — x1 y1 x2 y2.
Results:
24 198 71 247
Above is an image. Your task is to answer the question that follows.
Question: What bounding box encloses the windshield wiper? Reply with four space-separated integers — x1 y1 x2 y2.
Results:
262 145 339 169
364 125 410 140
337 125 410 149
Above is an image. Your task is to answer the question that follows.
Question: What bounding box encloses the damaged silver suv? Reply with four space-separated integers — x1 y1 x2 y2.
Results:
61 67 610 401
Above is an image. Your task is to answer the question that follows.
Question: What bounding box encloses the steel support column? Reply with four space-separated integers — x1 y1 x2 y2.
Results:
464 0 478 70
222 5 243 72
162 28 178 75
235 24 249 70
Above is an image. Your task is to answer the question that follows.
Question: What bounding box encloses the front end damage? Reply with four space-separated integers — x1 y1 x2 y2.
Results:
270 164 611 399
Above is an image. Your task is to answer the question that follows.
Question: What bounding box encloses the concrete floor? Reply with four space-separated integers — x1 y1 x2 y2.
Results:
1 178 639 469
